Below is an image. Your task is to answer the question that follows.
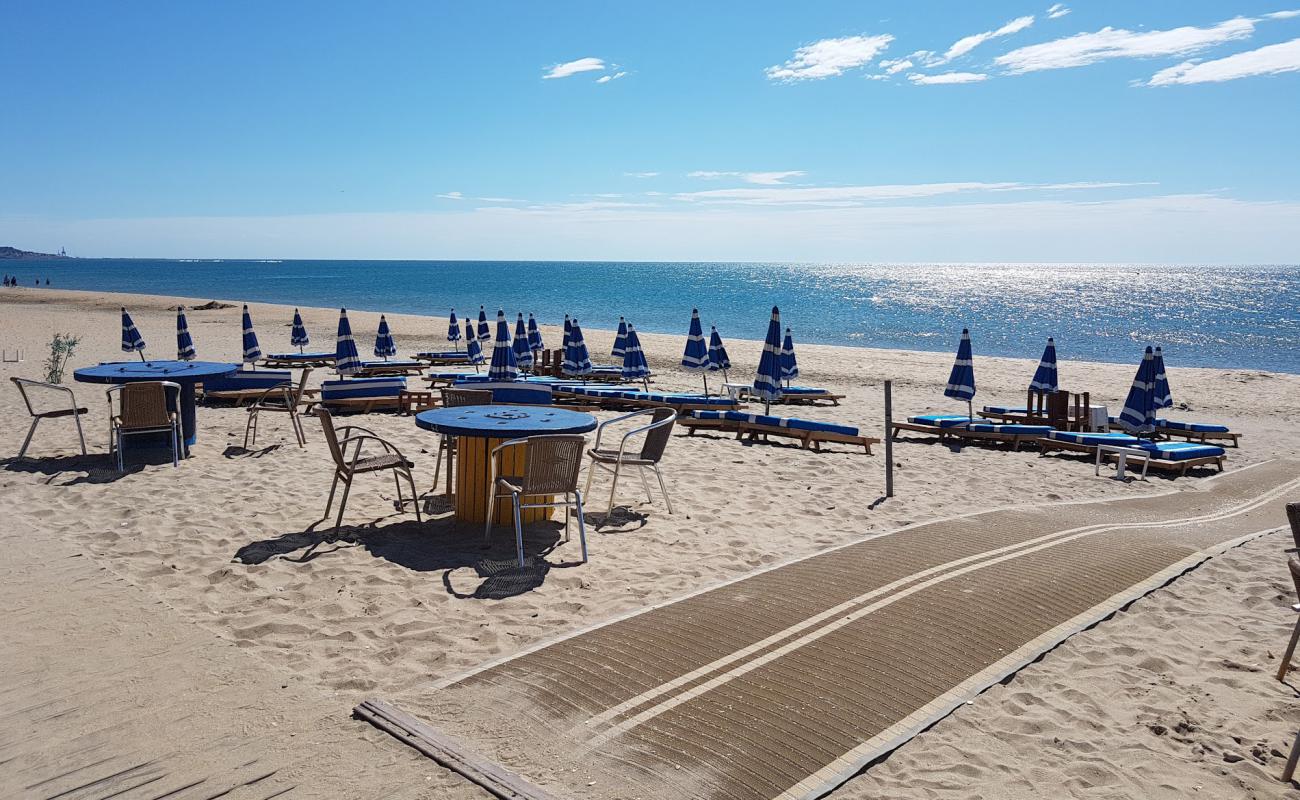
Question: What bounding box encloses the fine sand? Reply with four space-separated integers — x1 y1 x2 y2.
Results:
3 286 1299 798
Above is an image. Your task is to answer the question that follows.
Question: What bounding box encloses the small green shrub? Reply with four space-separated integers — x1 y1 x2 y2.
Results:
43 332 81 384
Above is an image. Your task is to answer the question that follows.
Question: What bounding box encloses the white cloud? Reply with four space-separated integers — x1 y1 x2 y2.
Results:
688 170 806 185
542 57 606 80
995 17 1258 73
624 171 660 178
1265 10 1300 19
674 180 1154 206
1147 37 1300 85
596 71 627 84
941 15 1035 63
766 34 894 81
879 58 913 74
908 71 989 85
1046 4 1071 19
436 191 464 200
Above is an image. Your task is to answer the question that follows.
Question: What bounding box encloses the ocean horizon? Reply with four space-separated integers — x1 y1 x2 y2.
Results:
6 258 1298 374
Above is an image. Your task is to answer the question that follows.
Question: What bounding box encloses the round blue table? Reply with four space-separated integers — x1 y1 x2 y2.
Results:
415 405 596 524
74 360 239 448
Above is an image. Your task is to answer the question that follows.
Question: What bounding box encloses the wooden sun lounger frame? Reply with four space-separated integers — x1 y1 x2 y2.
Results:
352 363 428 378
414 353 476 366
888 420 1046 452
770 391 844 407
1034 436 1226 475
259 355 336 369
305 394 403 414
202 385 319 407
682 415 878 454
1154 424 1242 448
555 389 738 413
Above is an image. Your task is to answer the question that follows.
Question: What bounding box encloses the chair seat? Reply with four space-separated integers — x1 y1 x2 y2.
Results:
352 453 414 473
36 407 88 418
587 448 655 466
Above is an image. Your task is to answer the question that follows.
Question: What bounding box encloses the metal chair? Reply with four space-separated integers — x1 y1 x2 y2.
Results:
584 407 677 516
431 387 493 496
107 381 182 470
244 367 312 448
10 377 88 459
316 408 421 536
485 434 588 567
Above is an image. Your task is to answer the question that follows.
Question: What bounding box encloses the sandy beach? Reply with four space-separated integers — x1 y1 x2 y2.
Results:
3 286 1300 798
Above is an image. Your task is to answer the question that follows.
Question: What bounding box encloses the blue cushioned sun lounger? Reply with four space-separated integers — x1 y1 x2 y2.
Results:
891 414 1054 450
1155 417 1241 447
1039 429 1226 475
981 405 1028 415
310 376 407 412
683 410 878 453
453 380 553 405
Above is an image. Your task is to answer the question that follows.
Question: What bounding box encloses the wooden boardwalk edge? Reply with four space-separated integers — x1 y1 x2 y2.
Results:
353 699 559 800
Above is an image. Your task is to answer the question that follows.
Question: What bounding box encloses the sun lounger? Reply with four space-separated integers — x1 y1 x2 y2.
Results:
681 410 878 453
771 386 844 406
260 352 336 368
202 369 300 406
456 380 553 405
557 385 738 412
307 376 407 413
1037 430 1225 475
414 350 475 365
890 413 982 439
1156 418 1242 447
890 414 1052 450
353 360 426 378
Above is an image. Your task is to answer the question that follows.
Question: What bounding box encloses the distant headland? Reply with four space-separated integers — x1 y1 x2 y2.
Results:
0 246 70 260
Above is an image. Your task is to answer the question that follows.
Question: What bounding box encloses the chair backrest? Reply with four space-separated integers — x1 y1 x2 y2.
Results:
290 367 314 404
443 387 493 407
10 377 71 417
639 407 677 462
114 382 178 429
1288 502 1300 552
520 435 586 495
315 408 347 470
1289 555 1300 601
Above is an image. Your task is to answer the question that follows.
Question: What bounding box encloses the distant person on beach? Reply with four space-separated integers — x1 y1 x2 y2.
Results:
45 278 49 285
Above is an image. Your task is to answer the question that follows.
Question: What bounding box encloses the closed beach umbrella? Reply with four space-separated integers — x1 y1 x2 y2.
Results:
682 308 712 393
241 305 262 366
463 319 484 370
290 308 310 352
335 308 361 377
373 314 397 360
753 306 784 413
476 306 491 342
621 323 651 389
489 309 518 381
708 325 732 383
944 328 976 419
512 313 534 371
1118 346 1158 436
527 313 544 356
563 318 592 377
176 306 196 361
121 307 146 360
611 316 629 360
1029 337 1058 393
562 315 573 352
780 327 800 388
1152 346 1173 410
447 309 461 350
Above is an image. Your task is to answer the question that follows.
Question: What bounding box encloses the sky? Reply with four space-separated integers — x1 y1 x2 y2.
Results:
2 0 1299 262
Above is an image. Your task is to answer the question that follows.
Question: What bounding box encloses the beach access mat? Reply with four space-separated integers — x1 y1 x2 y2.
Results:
361 459 1300 800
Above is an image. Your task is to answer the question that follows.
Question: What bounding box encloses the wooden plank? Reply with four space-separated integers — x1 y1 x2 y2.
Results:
353 700 557 800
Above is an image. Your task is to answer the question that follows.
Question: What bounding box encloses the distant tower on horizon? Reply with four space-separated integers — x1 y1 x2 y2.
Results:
59 246 66 256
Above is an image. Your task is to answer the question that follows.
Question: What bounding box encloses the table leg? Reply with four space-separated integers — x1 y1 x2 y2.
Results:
453 436 553 525
179 385 198 450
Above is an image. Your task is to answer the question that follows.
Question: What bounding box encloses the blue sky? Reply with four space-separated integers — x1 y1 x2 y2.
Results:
2 1 1298 261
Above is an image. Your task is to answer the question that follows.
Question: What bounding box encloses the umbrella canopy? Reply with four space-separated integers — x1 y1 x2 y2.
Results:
708 325 731 379
1029 337 1058 393
476 306 491 342
611 316 629 360
563 318 592 376
527 314 544 353
463 319 484 367
241 305 262 365
373 315 397 359
682 309 710 371
752 306 784 410
1118 346 1158 436
779 327 800 385
447 309 461 349
489 310 519 381
944 328 976 416
121 307 146 359
176 306 196 361
512 313 534 370
335 308 361 376
1152 346 1173 409
290 308 310 351
621 324 651 385
562 315 573 352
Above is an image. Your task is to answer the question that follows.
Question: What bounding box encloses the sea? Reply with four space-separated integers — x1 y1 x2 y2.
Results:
6 259 1298 374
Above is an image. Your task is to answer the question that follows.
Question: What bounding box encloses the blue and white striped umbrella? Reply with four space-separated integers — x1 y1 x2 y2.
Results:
489 309 518 381
708 325 731 382
513 313 534 371
1118 346 1158 436
176 306 196 361
1029 337 1058 393
944 328 976 417
621 324 651 387
779 327 799 387
121 307 146 359
241 305 262 365
463 319 484 368
562 315 573 352
335 308 361 376
527 313 544 355
476 306 491 342
563 318 592 377
752 306 784 411
611 316 629 360
290 308 310 351
1152 346 1173 409
373 314 397 359
682 309 710 370
447 309 461 349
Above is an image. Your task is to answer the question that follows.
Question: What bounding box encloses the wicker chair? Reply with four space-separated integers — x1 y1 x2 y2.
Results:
431 387 493 496
107 381 182 470
11 377 88 459
316 408 421 536
584 407 677 516
485 434 588 567
1277 504 1300 683
243 367 312 448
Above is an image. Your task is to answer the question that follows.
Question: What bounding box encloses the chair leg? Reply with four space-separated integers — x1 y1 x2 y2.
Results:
512 493 525 568
73 412 87 456
607 461 622 516
654 465 674 514
1284 733 1300 783
483 487 497 544
574 490 588 563
171 423 179 468
1278 618 1300 681
392 468 405 510
403 467 422 523
291 410 305 446
637 465 654 503
244 409 257 449
324 470 341 516
17 417 39 459
332 475 353 537
583 458 596 496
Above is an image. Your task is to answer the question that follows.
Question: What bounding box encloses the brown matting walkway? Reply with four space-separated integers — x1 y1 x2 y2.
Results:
372 459 1300 800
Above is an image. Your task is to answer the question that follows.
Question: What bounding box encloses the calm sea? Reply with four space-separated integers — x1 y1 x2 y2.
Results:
7 259 1298 374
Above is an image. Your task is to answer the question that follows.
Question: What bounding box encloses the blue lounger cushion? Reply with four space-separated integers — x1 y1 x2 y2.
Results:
1135 441 1226 460
417 351 470 359
320 377 407 400
267 352 334 361
782 386 832 395
982 405 1028 414
360 359 422 369
692 410 860 437
965 423 1055 435
1157 418 1231 434
203 369 291 392
430 371 487 381
1047 430 1141 446
454 380 552 405
908 414 982 429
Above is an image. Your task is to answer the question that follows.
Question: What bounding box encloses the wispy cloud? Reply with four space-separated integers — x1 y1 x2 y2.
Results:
542 57 607 80
766 34 894 81
688 170 806 185
940 15 1035 63
878 58 913 74
624 171 660 178
596 71 627 84
909 71 989 85
1265 10 1300 19
1148 37 1300 85
672 180 1148 206
995 16 1258 73
1046 4 1071 20
436 191 464 200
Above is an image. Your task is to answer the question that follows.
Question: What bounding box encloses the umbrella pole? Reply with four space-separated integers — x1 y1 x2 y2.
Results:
138 350 147 363
703 373 709 396
968 399 973 421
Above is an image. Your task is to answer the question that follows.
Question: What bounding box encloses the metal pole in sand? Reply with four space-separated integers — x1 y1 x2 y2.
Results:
884 380 894 498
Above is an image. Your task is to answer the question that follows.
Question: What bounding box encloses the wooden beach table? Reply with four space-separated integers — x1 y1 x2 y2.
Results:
414 405 597 525
74 360 238 450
